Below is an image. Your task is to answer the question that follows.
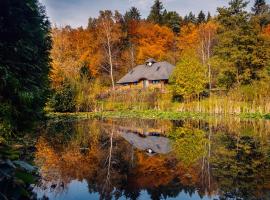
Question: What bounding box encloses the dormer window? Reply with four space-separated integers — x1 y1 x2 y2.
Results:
145 58 157 67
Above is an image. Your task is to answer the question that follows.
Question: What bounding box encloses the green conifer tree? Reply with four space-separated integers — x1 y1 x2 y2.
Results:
215 0 269 88
0 0 52 131
197 11 206 24
163 11 182 33
147 0 165 24
124 7 141 22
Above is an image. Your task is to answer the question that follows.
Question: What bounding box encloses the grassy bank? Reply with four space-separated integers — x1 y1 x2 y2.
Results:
47 110 270 121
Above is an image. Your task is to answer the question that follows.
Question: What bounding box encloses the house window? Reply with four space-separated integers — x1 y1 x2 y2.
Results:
152 80 160 84
143 80 149 88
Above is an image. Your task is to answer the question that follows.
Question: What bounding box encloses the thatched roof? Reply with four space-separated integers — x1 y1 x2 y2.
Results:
117 59 175 84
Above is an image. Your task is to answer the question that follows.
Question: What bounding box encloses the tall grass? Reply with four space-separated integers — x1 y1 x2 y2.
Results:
97 81 270 116
49 78 270 116
176 96 270 115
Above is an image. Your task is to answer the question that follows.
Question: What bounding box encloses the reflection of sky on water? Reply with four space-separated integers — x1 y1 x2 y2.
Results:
35 180 217 200
35 180 99 200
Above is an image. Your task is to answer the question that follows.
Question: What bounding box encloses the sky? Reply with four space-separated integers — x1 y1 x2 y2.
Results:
39 0 266 28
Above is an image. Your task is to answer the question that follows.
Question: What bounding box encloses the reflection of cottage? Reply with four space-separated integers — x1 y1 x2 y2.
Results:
119 132 171 155
117 58 175 89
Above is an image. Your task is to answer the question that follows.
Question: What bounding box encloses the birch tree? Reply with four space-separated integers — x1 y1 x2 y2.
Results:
198 22 217 94
97 11 122 90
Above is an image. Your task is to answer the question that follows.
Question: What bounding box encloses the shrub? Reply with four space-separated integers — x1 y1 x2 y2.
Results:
49 81 76 112
169 54 207 101
75 78 103 112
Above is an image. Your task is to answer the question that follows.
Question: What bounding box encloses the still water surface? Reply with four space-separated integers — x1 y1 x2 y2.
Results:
33 118 270 200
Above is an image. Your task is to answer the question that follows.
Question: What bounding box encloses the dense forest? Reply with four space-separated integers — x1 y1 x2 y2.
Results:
49 0 270 115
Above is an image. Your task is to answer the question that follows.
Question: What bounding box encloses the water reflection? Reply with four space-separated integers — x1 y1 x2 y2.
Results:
34 118 270 200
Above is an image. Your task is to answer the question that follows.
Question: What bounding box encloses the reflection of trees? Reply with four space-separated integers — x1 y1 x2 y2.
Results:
211 133 270 199
35 119 214 199
169 125 217 197
34 118 270 200
169 126 208 166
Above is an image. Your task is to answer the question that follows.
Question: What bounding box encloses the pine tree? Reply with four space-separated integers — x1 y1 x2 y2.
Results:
252 0 267 15
207 12 212 21
190 12 197 23
124 7 141 22
197 11 206 24
184 12 197 24
147 0 164 24
215 0 269 87
251 0 270 28
0 0 52 130
163 11 182 33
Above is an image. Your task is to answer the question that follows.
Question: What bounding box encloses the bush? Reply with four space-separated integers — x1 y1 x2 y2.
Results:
75 78 103 112
50 81 76 112
169 54 207 101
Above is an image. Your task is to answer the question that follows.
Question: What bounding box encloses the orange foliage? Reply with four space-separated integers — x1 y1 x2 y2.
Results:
263 24 270 37
35 136 102 185
135 22 174 63
50 27 101 88
177 22 218 64
129 152 176 188
178 23 199 53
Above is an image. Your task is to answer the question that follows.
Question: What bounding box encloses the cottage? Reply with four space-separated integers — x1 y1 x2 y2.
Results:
117 58 175 89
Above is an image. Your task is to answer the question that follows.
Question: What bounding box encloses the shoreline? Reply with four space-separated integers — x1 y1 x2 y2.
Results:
47 110 270 121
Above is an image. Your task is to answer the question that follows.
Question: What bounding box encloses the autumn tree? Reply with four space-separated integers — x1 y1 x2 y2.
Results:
177 21 217 93
123 7 141 70
169 54 207 100
198 22 218 93
135 22 174 63
215 0 270 87
87 17 98 30
177 23 199 53
50 27 96 88
262 24 270 39
96 10 123 89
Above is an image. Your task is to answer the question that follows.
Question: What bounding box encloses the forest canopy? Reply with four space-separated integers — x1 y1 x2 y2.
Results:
49 0 270 111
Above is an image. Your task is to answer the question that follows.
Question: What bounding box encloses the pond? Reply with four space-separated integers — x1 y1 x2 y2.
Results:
33 117 270 200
